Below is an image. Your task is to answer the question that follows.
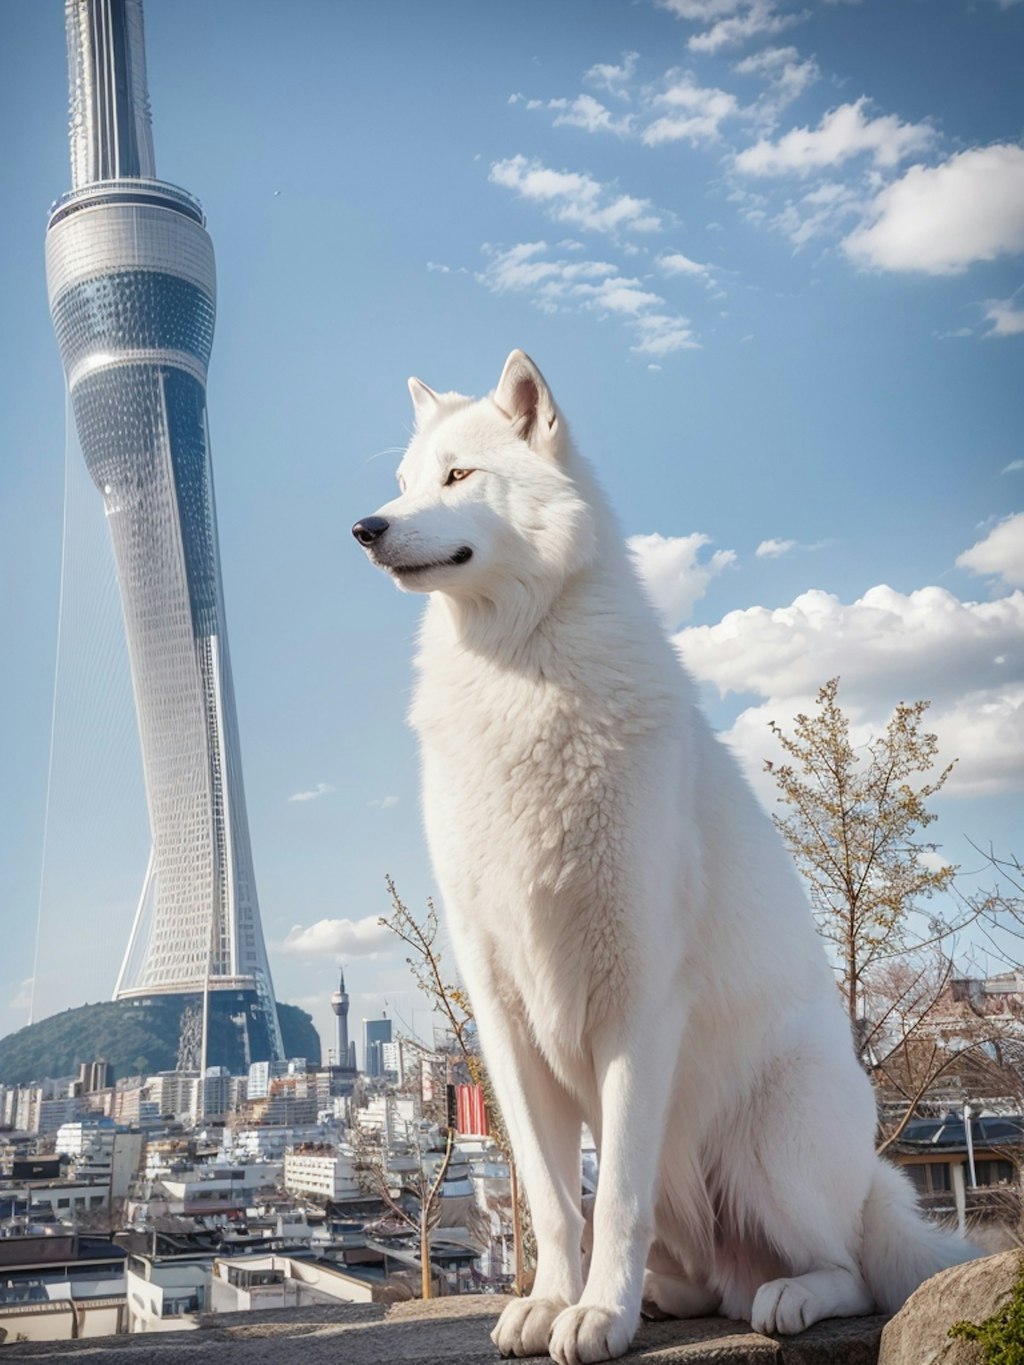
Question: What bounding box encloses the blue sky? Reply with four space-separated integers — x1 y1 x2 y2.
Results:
0 0 1021 1062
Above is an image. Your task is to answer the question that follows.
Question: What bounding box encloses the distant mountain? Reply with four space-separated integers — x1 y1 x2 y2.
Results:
0 998 320 1086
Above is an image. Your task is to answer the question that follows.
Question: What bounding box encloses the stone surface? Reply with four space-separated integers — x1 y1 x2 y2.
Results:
1 1296 888 1364
878 1251 1022 1365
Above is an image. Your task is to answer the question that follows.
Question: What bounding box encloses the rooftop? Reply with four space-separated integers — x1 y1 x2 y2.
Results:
1 1294 887 1363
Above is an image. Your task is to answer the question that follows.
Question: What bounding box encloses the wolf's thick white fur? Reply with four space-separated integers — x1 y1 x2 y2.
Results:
355 352 974 1365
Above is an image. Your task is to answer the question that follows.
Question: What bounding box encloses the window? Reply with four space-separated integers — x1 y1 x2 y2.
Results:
974 1159 1015 1188
906 1162 953 1195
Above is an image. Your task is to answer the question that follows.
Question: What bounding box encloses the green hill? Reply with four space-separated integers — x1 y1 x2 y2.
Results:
0 998 320 1086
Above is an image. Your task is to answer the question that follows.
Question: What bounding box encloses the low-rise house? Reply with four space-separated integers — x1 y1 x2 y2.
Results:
125 1251 210 1333
209 1252 375 1312
891 1110 1024 1231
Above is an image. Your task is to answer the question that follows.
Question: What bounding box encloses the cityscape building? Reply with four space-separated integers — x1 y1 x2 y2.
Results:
44 0 283 1063
363 1016 393 1079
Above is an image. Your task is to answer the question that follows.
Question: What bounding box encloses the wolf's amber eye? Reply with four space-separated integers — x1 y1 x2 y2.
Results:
445 468 473 486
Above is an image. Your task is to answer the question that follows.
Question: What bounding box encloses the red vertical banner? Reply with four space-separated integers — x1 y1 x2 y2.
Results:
456 1083 489 1136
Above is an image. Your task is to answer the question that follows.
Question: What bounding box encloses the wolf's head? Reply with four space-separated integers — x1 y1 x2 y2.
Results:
353 351 598 631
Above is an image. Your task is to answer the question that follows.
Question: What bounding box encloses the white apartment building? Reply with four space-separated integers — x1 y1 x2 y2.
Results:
54 1120 143 1202
282 1145 362 1203
144 1071 198 1121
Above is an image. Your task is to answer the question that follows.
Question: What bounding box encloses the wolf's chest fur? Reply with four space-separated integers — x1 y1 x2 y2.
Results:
412 624 671 1068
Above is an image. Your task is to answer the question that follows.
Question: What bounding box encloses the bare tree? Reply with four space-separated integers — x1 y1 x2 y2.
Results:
766 677 959 1028
381 876 531 1291
351 1114 455 1300
762 680 1024 1153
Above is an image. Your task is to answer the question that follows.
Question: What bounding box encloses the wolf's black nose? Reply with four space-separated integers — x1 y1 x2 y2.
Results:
352 516 389 545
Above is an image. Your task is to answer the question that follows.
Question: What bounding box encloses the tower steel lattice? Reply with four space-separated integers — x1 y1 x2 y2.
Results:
45 0 284 1063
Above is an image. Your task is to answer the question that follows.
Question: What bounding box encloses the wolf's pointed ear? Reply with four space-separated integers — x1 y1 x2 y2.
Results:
408 377 441 426
494 350 559 452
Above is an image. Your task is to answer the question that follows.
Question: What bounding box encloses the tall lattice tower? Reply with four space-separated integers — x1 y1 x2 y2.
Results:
45 0 283 1064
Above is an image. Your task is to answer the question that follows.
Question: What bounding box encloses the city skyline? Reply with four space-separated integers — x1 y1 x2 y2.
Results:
44 0 283 1062
0 1 1020 1057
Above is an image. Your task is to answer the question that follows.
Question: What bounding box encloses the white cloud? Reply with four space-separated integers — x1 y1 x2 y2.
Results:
279 915 395 959
678 583 1024 707
844 144 1024 275
642 75 741 146
288 782 335 803
369 795 399 810
926 687 1024 797
688 0 798 52
1004 461 1024 475
489 155 663 234
735 98 934 176
956 513 1024 588
675 578 1024 799
983 297 1024 338
628 533 736 628
756 537 797 557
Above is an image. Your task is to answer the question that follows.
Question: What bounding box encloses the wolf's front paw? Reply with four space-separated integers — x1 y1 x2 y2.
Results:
751 1278 815 1335
492 1296 566 1358
548 1304 638 1365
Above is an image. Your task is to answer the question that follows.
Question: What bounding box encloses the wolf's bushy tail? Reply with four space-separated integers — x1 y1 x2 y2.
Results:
861 1158 979 1313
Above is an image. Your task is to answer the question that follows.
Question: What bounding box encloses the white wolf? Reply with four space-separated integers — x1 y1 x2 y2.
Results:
353 351 974 1364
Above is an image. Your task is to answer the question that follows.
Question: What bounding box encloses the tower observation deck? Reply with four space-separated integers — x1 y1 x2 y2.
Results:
45 0 284 1063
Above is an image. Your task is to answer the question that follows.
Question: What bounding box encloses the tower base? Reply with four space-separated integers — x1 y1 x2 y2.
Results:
121 988 281 1074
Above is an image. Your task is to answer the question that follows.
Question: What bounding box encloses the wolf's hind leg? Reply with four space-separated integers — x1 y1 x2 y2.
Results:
751 1266 872 1335
642 1269 720 1319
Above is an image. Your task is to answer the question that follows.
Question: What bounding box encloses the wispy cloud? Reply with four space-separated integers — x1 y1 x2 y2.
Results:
369 795 399 810
477 242 700 355
551 94 633 136
755 536 829 558
489 155 663 234
642 74 741 146
288 782 335 804
756 537 796 558
10 979 33 1012
733 45 820 117
656 251 716 285
983 297 1024 338
584 51 639 97
1003 460 1024 475
688 0 800 53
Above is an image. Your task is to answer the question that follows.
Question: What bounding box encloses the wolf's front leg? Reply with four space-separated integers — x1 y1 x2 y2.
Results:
470 992 586 1358
549 1005 682 1365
